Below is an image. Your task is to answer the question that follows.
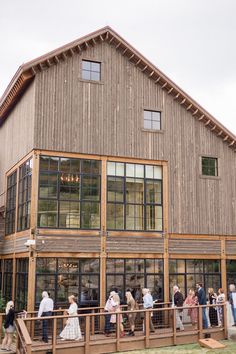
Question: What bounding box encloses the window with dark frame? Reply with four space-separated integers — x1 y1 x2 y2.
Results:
35 258 100 306
107 162 163 231
169 259 221 299
202 157 218 176
144 110 161 130
106 258 164 302
17 159 32 232
3 259 13 303
5 171 17 235
15 258 28 310
82 60 101 81
38 156 101 229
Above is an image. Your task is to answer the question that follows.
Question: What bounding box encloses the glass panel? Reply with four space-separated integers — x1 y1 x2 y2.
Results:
58 259 79 273
39 172 58 199
60 174 80 200
144 119 152 129
40 156 59 171
144 110 152 120
107 203 124 229
91 62 100 72
169 259 185 273
126 259 144 273
146 165 154 178
146 275 163 301
154 166 162 179
187 274 204 291
107 177 124 202
81 259 100 273
135 164 144 178
169 275 185 298
107 275 124 298
36 275 56 303
38 200 57 227
81 202 100 229
36 258 56 274
204 275 221 294
91 71 100 81
126 273 144 292
57 274 79 303
81 176 100 201
116 163 125 176
107 162 116 176
204 260 220 273
106 259 124 273
126 204 144 230
82 70 91 80
186 260 203 273
146 180 162 204
126 164 135 177
152 121 160 130
152 111 161 121
146 205 162 231
81 160 100 174
59 201 80 228
80 275 99 303
146 259 163 273
60 158 71 173
82 60 91 70
227 260 236 273
126 178 144 204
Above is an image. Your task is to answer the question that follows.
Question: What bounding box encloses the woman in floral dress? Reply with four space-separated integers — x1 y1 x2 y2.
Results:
60 295 82 340
184 289 198 329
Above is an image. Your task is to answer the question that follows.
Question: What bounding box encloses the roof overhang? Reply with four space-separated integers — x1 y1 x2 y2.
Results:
0 26 236 151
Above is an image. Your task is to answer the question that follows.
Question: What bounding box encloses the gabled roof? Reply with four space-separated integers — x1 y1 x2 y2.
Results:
0 26 236 151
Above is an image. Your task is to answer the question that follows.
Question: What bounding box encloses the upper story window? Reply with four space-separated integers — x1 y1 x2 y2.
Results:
107 161 163 231
17 159 33 232
202 157 218 177
82 60 101 81
144 110 161 130
38 156 101 229
5 171 17 235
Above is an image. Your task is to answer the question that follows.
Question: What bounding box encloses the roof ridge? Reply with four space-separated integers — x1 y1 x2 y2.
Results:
0 26 235 150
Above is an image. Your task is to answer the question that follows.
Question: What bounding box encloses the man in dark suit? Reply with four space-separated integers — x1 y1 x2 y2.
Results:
196 283 208 329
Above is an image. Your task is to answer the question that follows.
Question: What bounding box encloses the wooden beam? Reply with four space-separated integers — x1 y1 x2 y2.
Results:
141 65 148 72
229 140 235 147
217 130 223 136
155 77 161 84
109 36 114 44
100 35 104 42
135 59 141 66
198 114 205 121
223 135 229 142
116 42 121 49
205 119 211 126
186 104 192 111
162 82 167 88
129 54 135 60
180 98 186 105
192 109 198 116
122 48 128 55
211 125 216 131
168 87 173 94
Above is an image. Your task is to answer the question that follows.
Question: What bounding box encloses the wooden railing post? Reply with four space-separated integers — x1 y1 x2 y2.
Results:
172 307 176 345
223 303 228 339
91 309 95 335
116 313 120 352
198 306 203 339
52 317 57 354
85 315 90 354
145 310 150 348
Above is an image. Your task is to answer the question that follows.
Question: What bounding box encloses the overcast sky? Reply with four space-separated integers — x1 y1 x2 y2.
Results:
0 0 236 134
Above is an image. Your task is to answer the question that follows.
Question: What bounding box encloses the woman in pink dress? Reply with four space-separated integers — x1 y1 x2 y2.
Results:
184 289 198 328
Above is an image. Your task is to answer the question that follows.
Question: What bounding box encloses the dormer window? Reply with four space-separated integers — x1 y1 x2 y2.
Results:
82 60 101 81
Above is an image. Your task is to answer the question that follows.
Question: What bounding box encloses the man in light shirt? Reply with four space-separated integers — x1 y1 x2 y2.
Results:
38 291 54 343
142 288 155 333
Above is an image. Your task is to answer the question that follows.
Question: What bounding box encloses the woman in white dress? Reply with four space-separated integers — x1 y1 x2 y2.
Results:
60 295 82 340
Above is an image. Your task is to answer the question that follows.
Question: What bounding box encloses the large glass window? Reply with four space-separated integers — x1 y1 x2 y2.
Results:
107 162 163 231
36 258 100 307
3 259 13 302
38 156 101 229
106 258 164 302
5 171 17 235
15 258 28 310
17 159 32 231
169 259 221 299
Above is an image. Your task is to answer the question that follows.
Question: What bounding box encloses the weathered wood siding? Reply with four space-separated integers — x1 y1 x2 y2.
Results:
33 41 236 236
0 82 35 206
168 239 221 255
106 235 164 254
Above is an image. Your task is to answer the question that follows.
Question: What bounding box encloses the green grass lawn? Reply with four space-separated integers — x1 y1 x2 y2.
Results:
119 340 236 353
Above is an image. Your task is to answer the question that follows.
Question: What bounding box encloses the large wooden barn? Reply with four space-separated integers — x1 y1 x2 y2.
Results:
0 26 236 312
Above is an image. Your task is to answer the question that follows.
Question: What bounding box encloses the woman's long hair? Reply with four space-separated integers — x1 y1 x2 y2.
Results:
126 291 134 304
5 301 14 315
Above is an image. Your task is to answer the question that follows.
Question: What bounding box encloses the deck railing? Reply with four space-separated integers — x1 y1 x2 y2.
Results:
14 303 227 354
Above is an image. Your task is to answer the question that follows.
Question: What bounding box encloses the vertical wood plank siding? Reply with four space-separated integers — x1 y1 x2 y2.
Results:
0 82 35 206
33 41 236 235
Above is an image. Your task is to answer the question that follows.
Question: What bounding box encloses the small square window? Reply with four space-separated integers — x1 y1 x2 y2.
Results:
143 110 161 130
82 60 101 81
202 157 218 176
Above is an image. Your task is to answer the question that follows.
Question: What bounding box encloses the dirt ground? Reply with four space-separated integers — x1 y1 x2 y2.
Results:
119 340 236 353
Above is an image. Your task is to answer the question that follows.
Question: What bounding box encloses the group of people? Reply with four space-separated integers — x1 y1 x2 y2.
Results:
173 283 228 331
104 288 157 337
1 283 235 349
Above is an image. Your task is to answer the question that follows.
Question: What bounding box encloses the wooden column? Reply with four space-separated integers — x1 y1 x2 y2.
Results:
162 163 169 303
100 158 107 308
221 238 227 298
27 152 39 311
